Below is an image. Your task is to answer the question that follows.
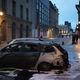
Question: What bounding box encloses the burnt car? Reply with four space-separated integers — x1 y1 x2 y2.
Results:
0 40 69 72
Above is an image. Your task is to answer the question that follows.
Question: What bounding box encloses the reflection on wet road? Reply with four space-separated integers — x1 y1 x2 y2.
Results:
63 45 79 62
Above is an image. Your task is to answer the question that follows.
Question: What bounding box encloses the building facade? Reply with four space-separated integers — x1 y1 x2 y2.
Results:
0 0 59 43
76 1 80 37
49 1 59 38
0 0 32 42
76 1 80 21
58 21 72 36
35 0 49 38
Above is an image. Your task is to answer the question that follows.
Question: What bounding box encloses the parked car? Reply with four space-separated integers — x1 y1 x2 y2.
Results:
0 40 69 72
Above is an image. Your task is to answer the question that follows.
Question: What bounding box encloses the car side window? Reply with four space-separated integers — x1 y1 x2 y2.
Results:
29 44 39 52
0 44 19 52
20 44 31 52
9 44 20 52
1 46 10 52
2 43 22 52
21 44 39 52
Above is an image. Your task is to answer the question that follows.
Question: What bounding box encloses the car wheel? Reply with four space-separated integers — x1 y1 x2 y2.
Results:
37 62 53 72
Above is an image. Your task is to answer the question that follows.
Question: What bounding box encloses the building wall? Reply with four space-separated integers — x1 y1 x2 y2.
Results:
6 0 32 21
76 1 80 37
35 0 50 38
49 1 59 38
30 0 37 37
0 0 59 43
0 0 32 42
76 1 80 21
58 24 72 36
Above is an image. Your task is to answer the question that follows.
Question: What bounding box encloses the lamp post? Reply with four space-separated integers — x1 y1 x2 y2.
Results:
0 11 4 43
76 21 80 37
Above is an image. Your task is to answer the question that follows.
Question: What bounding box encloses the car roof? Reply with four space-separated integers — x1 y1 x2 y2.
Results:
10 40 52 45
8 38 60 46
8 38 40 44
8 38 53 44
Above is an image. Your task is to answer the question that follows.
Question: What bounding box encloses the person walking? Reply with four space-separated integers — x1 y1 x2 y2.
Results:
75 30 79 44
72 32 76 44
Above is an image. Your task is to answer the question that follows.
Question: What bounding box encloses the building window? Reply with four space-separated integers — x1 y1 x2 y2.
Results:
12 22 16 39
12 0 16 16
36 0 49 27
20 5 23 19
20 24 23 38
26 25 29 37
2 0 7 12
36 0 39 10
26 8 29 21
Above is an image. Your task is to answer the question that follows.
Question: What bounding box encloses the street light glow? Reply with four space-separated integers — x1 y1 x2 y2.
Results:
0 11 4 16
78 21 80 24
76 26 78 29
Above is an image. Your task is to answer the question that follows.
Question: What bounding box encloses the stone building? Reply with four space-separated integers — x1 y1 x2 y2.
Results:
49 1 59 38
35 0 50 38
76 1 80 21
76 0 80 37
0 0 32 43
58 21 72 36
0 0 59 43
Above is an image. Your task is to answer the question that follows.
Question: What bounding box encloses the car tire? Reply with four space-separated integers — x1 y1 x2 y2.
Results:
37 62 53 72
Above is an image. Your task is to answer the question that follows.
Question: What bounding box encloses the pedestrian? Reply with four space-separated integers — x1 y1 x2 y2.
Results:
75 34 78 44
75 30 79 44
72 32 76 44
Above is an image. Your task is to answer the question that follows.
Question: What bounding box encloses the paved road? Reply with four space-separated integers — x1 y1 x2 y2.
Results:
30 37 80 80
0 37 80 80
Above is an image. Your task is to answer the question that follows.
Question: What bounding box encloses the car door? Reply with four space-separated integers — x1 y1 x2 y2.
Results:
19 43 40 69
0 43 26 68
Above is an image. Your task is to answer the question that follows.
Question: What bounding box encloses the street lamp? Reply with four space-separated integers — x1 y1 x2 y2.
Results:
0 11 4 43
78 21 80 24
0 11 4 16
0 11 4 23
